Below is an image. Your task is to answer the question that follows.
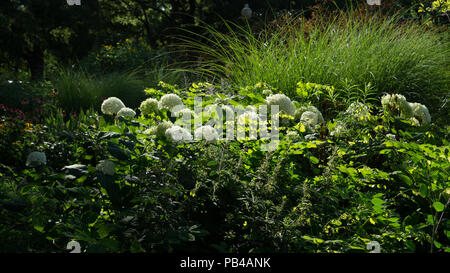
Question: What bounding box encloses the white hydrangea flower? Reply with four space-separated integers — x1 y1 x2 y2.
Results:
300 111 320 127
139 98 159 115
194 125 219 143
409 102 431 125
96 160 115 176
156 121 173 138
101 97 125 115
117 107 136 118
165 125 193 143
295 105 324 123
266 94 295 116
26 151 46 167
381 94 413 118
159 94 184 111
345 102 371 122
173 106 195 118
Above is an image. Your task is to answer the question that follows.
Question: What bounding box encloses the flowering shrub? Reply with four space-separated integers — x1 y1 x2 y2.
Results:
139 98 159 116
266 94 296 116
117 107 136 118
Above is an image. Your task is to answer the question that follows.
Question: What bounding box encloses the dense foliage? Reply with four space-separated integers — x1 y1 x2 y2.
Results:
1 80 448 253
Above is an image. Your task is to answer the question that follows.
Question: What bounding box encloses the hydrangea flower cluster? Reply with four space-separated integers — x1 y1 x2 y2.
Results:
295 105 324 123
156 121 173 138
165 125 193 143
194 125 219 143
381 94 431 125
26 151 46 167
96 160 115 176
101 97 126 115
139 98 159 115
266 94 295 116
381 94 413 119
409 102 431 125
117 107 136 118
159 94 184 111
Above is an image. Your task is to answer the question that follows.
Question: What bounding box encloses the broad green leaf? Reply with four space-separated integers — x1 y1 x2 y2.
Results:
433 201 445 212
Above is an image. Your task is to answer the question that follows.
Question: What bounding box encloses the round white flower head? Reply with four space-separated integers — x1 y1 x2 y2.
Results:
262 89 273 97
381 94 412 118
26 151 46 167
159 93 183 111
266 94 295 116
140 98 159 115
194 125 219 143
101 97 125 115
156 121 173 138
345 102 370 122
237 111 259 124
300 111 320 127
96 160 115 176
117 107 136 118
409 102 431 125
295 105 324 123
165 125 193 143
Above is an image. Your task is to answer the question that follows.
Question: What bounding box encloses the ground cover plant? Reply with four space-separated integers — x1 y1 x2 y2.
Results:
0 2 449 254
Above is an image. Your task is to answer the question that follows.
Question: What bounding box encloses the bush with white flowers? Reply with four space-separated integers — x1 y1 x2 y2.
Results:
101 97 126 115
26 151 46 167
194 125 219 143
266 94 295 116
381 94 413 119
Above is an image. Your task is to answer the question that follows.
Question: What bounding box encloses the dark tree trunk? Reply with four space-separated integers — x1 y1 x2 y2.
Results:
26 49 44 82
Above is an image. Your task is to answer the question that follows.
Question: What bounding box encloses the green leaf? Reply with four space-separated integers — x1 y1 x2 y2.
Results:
207 161 217 166
371 197 384 206
433 201 445 212
309 156 319 164
419 184 428 198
